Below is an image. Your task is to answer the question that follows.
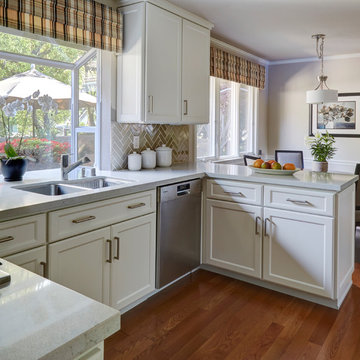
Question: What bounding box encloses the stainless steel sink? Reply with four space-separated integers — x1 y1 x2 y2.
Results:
13 176 133 196
13 183 89 196
69 176 133 189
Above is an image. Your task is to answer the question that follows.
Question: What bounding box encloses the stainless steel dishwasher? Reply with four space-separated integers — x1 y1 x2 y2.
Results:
156 179 202 289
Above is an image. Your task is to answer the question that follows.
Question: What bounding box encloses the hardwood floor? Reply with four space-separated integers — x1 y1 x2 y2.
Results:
105 266 360 360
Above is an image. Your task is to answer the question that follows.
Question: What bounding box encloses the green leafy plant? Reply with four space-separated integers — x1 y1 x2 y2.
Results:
306 131 336 162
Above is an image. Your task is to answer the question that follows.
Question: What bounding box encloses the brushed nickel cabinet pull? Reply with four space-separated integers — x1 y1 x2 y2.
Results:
114 237 120 260
224 191 245 197
0 236 14 243
255 216 261 235
106 239 112 263
148 95 154 113
40 261 46 277
184 100 188 115
127 202 146 209
264 218 271 237
286 198 312 206
72 215 96 224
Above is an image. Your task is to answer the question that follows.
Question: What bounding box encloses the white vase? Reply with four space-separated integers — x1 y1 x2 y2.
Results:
312 161 328 172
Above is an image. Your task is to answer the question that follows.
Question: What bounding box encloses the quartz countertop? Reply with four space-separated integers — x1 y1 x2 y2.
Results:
0 259 120 360
0 162 357 221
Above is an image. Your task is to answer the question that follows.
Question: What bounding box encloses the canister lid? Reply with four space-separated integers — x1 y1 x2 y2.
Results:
156 144 172 152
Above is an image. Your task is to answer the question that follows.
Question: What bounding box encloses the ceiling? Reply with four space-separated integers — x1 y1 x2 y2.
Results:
168 0 360 61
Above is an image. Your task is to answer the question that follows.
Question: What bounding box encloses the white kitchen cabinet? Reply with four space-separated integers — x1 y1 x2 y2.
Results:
145 4 182 123
49 228 111 304
182 19 210 124
263 207 334 298
4 246 46 277
205 199 262 278
110 214 156 309
117 2 211 124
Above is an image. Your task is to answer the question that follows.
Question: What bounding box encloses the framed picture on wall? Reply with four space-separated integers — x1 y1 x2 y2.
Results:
309 92 360 137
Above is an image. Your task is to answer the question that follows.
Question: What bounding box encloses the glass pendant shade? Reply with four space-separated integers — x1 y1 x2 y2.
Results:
306 89 338 104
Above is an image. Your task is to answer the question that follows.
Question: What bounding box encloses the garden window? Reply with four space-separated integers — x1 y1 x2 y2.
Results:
197 76 257 160
0 29 99 171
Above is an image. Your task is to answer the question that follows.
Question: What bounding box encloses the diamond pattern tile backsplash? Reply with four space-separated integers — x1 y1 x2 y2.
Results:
111 123 190 170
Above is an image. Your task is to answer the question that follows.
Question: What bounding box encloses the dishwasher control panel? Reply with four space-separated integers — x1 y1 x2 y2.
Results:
158 179 202 202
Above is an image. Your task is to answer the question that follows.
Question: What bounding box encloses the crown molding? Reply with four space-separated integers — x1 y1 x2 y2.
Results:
210 38 269 67
269 52 360 66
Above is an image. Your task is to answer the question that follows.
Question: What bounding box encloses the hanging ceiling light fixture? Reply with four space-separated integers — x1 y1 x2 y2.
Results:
306 34 338 104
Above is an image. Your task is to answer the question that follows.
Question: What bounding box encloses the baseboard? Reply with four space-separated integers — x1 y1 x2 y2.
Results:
200 264 341 309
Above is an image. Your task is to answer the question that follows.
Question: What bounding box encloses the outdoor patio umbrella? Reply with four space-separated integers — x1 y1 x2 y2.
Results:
0 65 96 109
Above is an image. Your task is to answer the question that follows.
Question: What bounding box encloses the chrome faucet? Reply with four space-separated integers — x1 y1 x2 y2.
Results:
61 154 91 180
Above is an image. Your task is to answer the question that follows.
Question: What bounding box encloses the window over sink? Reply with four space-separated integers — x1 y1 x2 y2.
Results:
0 29 99 171
196 76 257 160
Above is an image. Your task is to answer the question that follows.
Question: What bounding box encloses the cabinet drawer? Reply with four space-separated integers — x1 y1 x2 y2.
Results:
264 186 334 216
0 214 46 257
206 179 262 205
48 190 156 242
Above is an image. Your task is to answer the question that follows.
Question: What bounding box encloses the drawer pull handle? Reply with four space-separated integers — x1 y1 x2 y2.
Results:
106 239 112 263
286 198 312 206
0 236 14 243
72 215 96 224
127 202 146 209
224 191 245 197
184 100 188 115
114 237 120 260
264 218 271 237
255 216 261 235
40 261 46 277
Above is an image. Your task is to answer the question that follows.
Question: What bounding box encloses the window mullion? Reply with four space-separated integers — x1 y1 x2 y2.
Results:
71 67 79 163
214 78 220 158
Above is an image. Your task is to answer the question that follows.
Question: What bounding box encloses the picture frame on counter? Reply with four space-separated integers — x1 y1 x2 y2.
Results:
309 92 360 137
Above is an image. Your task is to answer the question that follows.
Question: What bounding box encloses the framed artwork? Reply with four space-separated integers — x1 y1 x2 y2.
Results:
309 92 360 137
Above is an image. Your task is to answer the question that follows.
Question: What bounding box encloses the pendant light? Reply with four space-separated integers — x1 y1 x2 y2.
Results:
306 34 338 104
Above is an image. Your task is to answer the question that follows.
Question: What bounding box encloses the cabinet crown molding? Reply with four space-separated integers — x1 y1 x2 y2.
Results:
117 0 214 29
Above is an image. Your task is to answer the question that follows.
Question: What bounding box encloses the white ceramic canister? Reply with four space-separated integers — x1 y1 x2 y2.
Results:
141 148 156 169
128 152 142 171
156 144 172 167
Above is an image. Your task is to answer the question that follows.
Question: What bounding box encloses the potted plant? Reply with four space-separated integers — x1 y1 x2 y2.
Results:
306 131 336 172
0 143 28 181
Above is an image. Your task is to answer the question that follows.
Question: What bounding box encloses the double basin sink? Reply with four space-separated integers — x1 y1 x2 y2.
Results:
13 177 133 196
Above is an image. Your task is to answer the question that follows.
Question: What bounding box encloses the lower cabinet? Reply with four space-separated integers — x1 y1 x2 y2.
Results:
48 214 156 309
205 199 262 278
49 228 111 304
4 246 46 277
110 214 156 309
263 207 334 298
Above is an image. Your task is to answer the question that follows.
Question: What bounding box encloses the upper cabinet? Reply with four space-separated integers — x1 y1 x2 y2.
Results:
117 1 212 124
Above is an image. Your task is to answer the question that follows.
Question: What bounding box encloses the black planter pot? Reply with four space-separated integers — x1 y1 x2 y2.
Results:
1 158 28 182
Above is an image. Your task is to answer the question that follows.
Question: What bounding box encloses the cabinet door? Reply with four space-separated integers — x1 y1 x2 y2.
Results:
5 246 46 277
263 208 334 298
110 214 156 310
204 199 262 278
182 20 210 124
49 228 111 304
145 3 182 123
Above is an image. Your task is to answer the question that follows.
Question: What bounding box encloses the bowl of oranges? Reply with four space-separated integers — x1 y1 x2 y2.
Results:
248 159 300 175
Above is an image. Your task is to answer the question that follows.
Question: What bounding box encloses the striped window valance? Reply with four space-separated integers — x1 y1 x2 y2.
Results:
210 46 265 89
0 0 122 53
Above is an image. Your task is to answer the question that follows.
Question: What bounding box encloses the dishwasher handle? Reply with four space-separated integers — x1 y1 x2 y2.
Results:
177 190 191 196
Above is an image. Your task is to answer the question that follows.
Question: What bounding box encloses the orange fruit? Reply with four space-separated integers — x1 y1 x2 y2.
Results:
261 162 271 169
283 163 296 170
271 162 282 170
253 159 264 168
268 160 276 165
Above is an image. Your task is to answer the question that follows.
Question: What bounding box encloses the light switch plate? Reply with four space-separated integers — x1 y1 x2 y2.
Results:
133 135 140 149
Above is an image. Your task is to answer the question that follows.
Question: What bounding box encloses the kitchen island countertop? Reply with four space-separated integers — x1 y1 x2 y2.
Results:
0 259 120 360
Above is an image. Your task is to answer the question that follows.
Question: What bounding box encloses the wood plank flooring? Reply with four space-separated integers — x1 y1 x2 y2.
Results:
105 265 360 360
